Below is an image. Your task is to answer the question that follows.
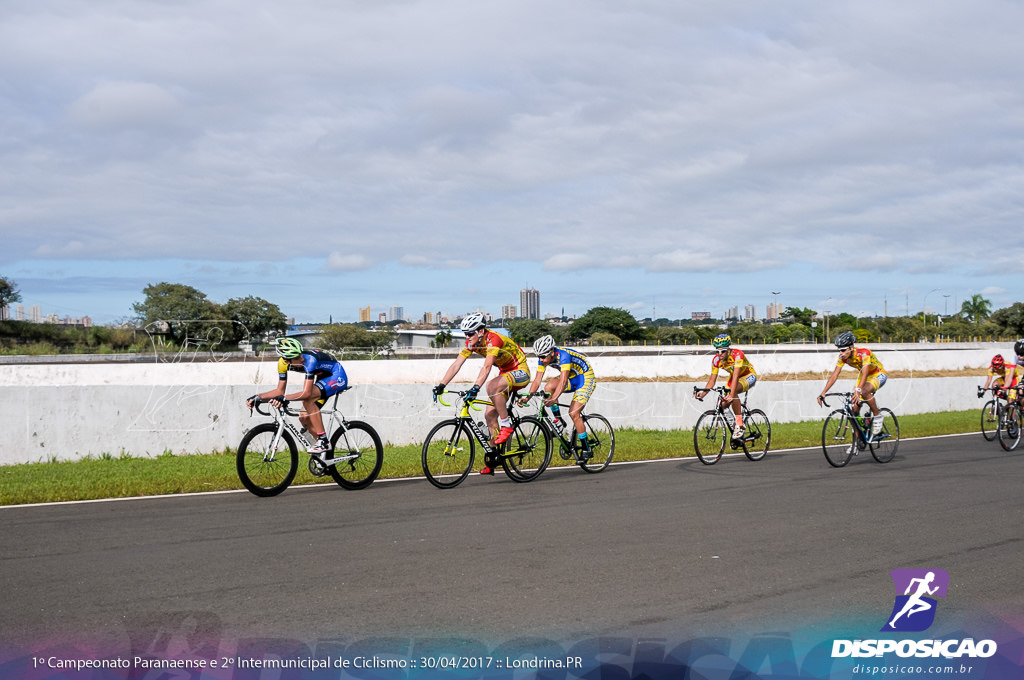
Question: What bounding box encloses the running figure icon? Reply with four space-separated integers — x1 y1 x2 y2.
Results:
882 568 949 632
888 572 939 628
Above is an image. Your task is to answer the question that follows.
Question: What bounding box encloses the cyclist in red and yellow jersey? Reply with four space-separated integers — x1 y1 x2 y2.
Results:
817 331 888 436
695 334 757 440
980 354 1017 401
432 312 531 474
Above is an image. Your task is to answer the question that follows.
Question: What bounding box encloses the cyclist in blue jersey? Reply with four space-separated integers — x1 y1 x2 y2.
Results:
523 335 598 459
246 336 348 454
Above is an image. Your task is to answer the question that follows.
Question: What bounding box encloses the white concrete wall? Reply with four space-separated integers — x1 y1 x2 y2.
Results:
0 343 1000 465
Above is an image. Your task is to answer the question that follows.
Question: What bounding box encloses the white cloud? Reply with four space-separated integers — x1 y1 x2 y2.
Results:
2 0 1023 318
67 81 182 130
325 252 372 271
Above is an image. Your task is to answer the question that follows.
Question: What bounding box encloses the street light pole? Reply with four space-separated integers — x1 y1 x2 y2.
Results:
923 288 941 325
771 291 781 319
943 294 950 317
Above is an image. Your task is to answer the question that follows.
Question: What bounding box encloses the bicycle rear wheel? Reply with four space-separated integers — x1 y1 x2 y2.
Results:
236 423 298 496
501 415 552 482
422 419 475 488
741 408 771 461
693 410 726 465
327 421 383 490
997 403 1022 452
821 410 855 468
869 408 900 463
579 413 615 472
981 400 1000 441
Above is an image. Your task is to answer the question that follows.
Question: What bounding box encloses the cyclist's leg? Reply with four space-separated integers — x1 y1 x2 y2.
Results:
865 373 887 434
567 374 593 454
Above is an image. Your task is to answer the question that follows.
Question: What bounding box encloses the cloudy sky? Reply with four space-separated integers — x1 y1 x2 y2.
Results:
2 0 1023 324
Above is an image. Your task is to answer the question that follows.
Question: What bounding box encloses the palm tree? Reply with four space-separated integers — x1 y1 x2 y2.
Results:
960 294 992 323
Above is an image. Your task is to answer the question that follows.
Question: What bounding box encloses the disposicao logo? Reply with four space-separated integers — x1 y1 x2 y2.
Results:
831 568 998 660
882 568 949 632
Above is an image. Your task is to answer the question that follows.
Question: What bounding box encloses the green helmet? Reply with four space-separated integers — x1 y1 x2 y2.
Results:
275 336 304 358
712 334 731 349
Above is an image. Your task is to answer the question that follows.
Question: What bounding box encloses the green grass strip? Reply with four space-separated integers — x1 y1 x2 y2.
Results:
0 410 982 506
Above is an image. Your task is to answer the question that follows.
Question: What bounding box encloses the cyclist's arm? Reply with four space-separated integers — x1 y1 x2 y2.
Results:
855 364 873 397
284 374 319 402
439 354 468 387
251 377 288 404
526 364 546 396
546 370 570 405
818 365 843 404
727 366 742 398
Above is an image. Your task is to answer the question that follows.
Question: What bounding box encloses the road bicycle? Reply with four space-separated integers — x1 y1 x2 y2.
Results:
819 392 899 467
518 391 616 473
421 389 552 489
978 385 1008 442
692 386 771 464
996 394 1022 452
237 389 383 496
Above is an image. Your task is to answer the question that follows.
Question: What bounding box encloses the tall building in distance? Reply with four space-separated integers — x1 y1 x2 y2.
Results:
388 305 404 322
520 288 540 320
422 311 433 324
358 306 371 322
744 304 757 321
502 304 517 320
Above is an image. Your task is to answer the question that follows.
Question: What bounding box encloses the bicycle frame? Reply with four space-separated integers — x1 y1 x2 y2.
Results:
438 392 501 456
822 393 878 447
696 386 749 435
519 393 582 460
253 393 360 469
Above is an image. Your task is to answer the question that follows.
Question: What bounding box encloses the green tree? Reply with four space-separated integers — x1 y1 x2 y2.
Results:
960 294 992 323
316 324 396 357
222 295 287 342
655 326 699 345
783 306 817 327
0 276 22 319
507 319 559 347
431 329 453 348
989 303 1024 337
589 331 621 346
567 307 644 342
132 282 221 345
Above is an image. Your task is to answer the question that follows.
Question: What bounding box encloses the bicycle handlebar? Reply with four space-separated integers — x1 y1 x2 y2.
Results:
818 391 855 409
251 398 302 417
436 390 486 410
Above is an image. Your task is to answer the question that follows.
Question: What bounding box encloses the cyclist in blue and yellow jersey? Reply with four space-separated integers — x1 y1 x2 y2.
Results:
817 330 887 436
695 334 757 440
432 312 531 475
246 336 348 455
524 335 598 460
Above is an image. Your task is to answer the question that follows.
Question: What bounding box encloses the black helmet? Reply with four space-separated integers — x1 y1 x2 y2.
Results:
834 331 855 349
1015 339 1024 356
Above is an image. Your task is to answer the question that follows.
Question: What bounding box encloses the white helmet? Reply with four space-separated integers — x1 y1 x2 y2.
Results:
532 334 556 356
460 312 486 333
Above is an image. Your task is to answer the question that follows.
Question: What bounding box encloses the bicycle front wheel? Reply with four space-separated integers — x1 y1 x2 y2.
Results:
981 400 1000 441
236 423 298 496
501 415 552 482
693 410 726 465
422 419 475 488
741 409 771 461
821 410 855 468
580 413 615 473
328 421 384 490
869 408 900 463
997 403 1022 452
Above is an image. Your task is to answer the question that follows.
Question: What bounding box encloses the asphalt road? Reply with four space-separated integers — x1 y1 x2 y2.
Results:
2 433 1021 657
